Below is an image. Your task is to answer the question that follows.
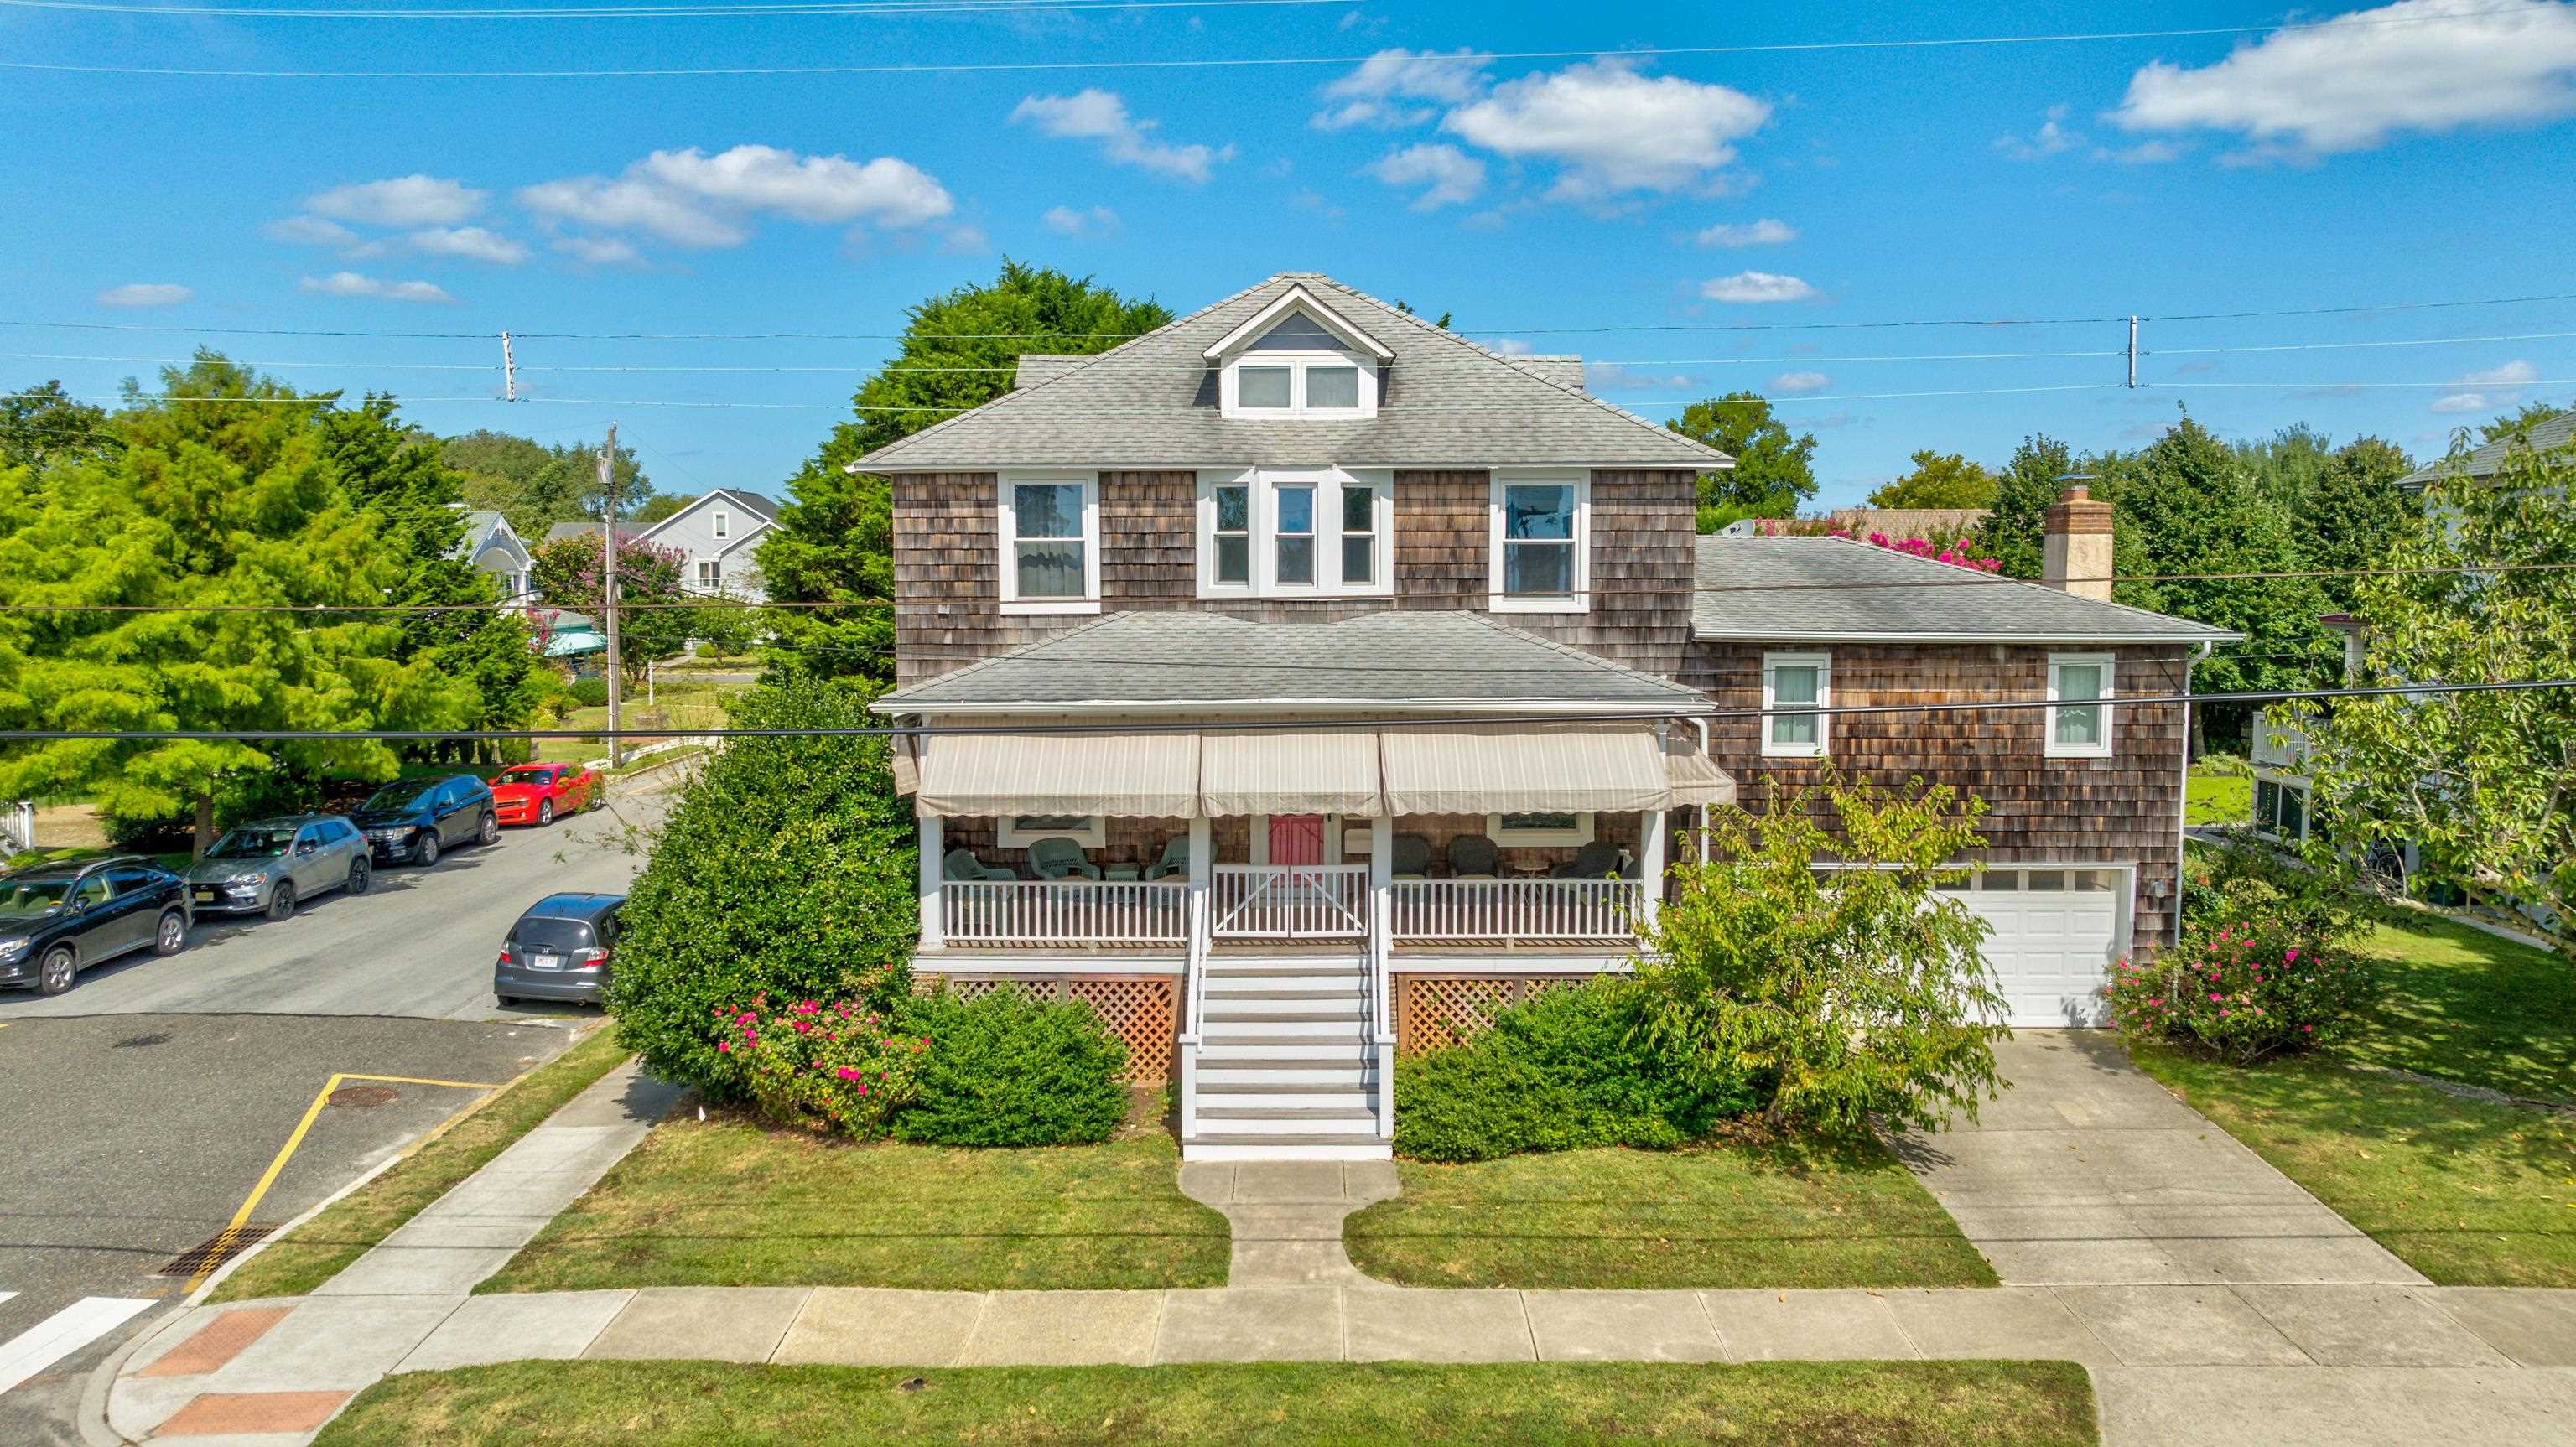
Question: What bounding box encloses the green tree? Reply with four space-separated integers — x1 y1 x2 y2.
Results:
757 261 1171 684
439 429 655 537
2299 433 2576 957
1866 449 1998 511
1976 433 2077 581
526 530 694 691
2299 436 2418 615
1634 774 2007 1134
0 358 468 855
1665 392 1817 532
2480 398 2567 443
629 491 690 528
0 381 112 475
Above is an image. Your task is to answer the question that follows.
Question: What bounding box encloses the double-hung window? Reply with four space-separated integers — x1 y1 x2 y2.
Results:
1489 471 1587 612
695 559 721 590
1197 469 1390 597
712 508 730 541
999 471 1099 614
2046 652 2115 758
1762 651 1831 758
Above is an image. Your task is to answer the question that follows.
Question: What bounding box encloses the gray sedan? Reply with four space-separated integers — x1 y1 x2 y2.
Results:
182 815 372 921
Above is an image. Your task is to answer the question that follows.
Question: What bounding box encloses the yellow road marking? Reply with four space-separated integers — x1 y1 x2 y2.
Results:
189 1071 502 1291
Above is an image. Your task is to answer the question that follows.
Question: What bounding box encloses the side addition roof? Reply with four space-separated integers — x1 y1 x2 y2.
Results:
2397 409 2574 488
858 272 1733 473
1692 536 2241 645
873 610 1714 714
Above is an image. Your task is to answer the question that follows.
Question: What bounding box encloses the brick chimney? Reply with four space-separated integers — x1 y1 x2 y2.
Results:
2042 482 2114 601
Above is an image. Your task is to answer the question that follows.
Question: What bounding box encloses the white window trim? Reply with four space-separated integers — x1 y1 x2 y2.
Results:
712 508 730 540
997 470 1102 616
1195 468 1393 599
997 814 1105 848
1761 651 1832 759
1487 469 1590 615
1486 811 1596 848
1218 350 1379 421
694 559 722 589
2046 651 2116 759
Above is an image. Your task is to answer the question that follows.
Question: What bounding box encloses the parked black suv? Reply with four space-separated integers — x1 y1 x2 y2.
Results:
494 892 624 1008
351 775 501 866
0 857 192 996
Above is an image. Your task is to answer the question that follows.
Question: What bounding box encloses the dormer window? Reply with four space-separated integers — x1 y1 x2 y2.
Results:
1204 283 1394 422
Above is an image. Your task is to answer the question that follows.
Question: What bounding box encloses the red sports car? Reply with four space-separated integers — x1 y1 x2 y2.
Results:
487 761 599 827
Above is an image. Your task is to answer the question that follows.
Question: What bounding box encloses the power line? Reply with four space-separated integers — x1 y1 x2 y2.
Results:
0 0 1342 15
2 4 2551 78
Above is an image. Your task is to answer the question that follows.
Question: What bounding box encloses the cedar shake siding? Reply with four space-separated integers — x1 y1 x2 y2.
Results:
1682 641 2191 950
891 467 1699 685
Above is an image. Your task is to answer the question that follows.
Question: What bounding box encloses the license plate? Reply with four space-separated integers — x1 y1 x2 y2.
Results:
529 952 561 971
193 889 214 902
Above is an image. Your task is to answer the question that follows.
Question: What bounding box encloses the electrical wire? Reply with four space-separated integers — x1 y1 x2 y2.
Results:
0 0 1347 15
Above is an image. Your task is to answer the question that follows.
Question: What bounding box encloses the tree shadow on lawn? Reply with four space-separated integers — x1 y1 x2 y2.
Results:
2341 917 2576 1102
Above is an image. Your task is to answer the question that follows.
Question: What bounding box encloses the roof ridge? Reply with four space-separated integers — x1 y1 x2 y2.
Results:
1696 533 2235 638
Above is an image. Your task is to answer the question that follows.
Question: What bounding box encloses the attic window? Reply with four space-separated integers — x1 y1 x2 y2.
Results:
1206 286 1389 422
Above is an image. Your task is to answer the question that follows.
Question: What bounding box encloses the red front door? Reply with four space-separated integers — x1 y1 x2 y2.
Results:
1267 815 1326 866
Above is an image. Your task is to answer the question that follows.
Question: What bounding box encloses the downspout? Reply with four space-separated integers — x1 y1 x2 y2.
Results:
2172 641 2214 951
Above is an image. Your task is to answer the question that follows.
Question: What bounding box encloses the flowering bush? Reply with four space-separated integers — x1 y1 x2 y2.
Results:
704 993 927 1137
1857 531 2003 573
2109 919 2375 1065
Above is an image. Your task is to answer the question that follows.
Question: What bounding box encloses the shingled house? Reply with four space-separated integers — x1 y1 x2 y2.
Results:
860 272 2236 1161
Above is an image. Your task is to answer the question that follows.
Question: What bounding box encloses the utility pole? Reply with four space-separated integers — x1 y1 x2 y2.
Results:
501 331 517 403
599 423 621 770
2126 315 2138 389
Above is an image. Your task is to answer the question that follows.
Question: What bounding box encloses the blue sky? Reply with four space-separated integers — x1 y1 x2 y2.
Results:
4 0 2574 506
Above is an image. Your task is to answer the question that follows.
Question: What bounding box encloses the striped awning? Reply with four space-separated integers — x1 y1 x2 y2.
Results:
1663 729 1737 807
1200 727 1384 817
914 728 1200 818
1379 723 1672 815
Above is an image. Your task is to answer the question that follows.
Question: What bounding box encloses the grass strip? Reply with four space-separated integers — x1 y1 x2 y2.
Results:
2340 915 2576 1102
208 1025 634 1302
314 1358 2096 1447
479 1108 1229 1294
1346 1139 1998 1290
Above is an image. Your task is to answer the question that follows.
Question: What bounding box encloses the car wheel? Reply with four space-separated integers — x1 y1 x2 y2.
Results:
347 858 371 895
537 798 554 826
35 945 75 996
477 812 500 847
418 833 440 867
266 881 296 921
153 910 186 956
496 993 516 1008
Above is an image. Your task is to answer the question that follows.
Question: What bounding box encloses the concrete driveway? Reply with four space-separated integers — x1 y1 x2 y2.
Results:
1894 1030 2423 1286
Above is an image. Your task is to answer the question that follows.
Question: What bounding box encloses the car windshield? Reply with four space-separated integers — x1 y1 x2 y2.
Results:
208 827 296 860
496 767 555 785
361 781 436 811
0 878 73 914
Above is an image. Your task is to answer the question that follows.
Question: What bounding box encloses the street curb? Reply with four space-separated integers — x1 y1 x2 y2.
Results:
76 1306 173 1447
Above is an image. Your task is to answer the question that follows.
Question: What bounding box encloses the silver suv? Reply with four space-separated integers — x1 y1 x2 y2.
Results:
181 815 372 921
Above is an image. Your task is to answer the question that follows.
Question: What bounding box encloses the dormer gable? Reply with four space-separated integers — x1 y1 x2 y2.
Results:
1202 283 1391 421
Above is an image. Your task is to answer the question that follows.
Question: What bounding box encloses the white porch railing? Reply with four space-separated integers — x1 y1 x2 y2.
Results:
942 879 1187 946
1389 878 1644 942
1210 864 1371 940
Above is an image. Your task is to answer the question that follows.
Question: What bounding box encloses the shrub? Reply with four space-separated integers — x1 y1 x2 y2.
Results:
1392 978 1758 1162
2181 837 2378 948
704 994 925 1137
893 986 1130 1147
569 677 610 708
2111 917 2376 1065
609 677 918 1092
696 642 722 659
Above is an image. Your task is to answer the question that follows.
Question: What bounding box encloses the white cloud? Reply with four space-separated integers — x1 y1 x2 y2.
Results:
1695 217 1796 247
1995 104 2080 160
520 176 746 248
96 283 191 309
2459 358 2540 386
2095 139 2184 163
1699 270 1818 303
1769 370 1831 392
304 175 486 228
1010 89 1233 182
518 143 953 252
297 271 456 304
2428 357 2545 412
1586 361 1694 391
1363 142 1486 209
1441 59 1769 200
552 236 642 267
263 215 361 247
1311 46 1488 128
2111 0 2576 158
1041 204 1119 235
2430 392 2492 412
938 224 990 255
408 226 529 265
1488 337 1535 356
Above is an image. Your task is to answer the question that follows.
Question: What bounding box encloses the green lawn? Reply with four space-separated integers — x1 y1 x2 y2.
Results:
2127 912 2576 1288
1344 1139 1998 1290
211 1026 634 1302
2184 767 2251 827
312 1360 2097 1447
478 1109 1229 1294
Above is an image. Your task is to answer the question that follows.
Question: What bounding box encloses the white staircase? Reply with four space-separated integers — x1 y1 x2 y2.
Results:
1182 953 1390 1162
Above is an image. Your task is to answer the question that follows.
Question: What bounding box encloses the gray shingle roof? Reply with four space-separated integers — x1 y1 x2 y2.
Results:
2397 409 2574 487
875 610 1712 712
543 520 602 544
1692 536 2241 644
717 488 781 521
859 272 1731 473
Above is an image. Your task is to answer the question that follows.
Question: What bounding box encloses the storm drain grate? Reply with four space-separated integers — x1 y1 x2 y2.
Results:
158 1224 275 1278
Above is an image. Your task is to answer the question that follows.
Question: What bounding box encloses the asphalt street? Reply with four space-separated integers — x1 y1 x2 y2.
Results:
0 771 676 1441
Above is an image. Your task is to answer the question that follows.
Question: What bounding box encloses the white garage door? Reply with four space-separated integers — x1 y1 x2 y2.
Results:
1951 867 2127 1028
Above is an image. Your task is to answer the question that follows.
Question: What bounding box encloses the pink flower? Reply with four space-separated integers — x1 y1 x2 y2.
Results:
836 1066 861 1081
856 1083 869 1097
2210 993 2223 1002
717 1039 732 1053
2284 947 2300 963
2301 1024 2314 1034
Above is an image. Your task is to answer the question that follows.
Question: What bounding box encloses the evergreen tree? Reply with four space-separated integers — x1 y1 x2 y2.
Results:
2300 436 2418 615
1976 433 2075 581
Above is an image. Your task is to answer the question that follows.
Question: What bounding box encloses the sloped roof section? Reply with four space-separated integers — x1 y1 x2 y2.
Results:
858 272 1731 472
2397 409 2574 488
1693 536 2241 644
874 610 1714 712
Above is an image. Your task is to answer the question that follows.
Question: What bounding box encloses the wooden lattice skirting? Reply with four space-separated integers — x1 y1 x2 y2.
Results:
917 973 1177 1082
1394 974 1589 1055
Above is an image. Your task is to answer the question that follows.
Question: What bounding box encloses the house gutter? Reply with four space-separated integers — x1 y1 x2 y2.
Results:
865 696 1715 718
2173 638 2215 948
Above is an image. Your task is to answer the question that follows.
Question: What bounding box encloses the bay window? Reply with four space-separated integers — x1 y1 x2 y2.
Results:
1275 484 1317 585
1197 468 1391 597
1213 481 1251 586
998 471 1099 615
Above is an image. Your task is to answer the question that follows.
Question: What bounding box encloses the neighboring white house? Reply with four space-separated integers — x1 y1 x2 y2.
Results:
636 488 778 601
450 508 532 602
